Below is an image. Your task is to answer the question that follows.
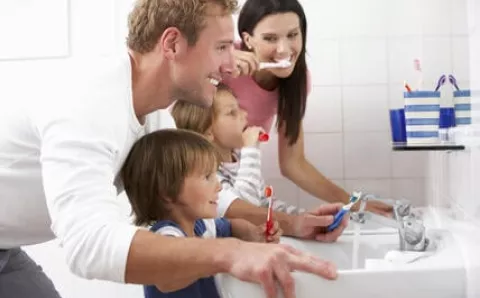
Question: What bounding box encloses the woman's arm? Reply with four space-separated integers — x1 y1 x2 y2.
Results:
277 122 393 216
277 121 351 205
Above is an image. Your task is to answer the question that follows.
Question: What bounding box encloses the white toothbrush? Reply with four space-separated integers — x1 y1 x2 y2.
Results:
413 58 423 91
259 59 292 70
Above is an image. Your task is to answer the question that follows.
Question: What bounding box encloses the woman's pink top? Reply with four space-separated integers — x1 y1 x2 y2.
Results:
223 75 279 132
223 72 312 133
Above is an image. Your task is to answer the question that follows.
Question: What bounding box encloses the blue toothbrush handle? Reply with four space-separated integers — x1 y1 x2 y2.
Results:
327 209 347 232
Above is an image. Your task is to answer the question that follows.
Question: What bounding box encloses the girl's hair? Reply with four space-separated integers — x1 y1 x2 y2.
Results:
238 0 308 145
170 83 235 134
121 129 219 226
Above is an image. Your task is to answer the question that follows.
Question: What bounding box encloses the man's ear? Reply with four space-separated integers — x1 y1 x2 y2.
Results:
157 27 188 60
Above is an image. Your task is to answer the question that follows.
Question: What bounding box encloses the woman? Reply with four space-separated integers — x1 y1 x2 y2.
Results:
224 0 392 216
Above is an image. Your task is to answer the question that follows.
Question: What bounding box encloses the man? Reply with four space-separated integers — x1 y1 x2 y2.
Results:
0 1 347 298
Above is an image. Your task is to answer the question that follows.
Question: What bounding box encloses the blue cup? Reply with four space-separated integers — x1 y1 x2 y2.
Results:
439 107 456 128
389 109 407 142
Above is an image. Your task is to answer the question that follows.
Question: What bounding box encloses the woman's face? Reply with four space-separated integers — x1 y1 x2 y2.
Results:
243 12 303 78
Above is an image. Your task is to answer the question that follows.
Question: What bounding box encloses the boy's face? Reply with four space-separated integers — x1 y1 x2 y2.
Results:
177 164 221 219
211 90 248 149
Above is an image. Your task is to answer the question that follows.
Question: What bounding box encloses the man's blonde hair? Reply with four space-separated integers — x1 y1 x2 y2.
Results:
127 0 238 53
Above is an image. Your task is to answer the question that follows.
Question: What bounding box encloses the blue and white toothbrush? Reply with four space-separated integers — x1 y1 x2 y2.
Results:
327 191 362 232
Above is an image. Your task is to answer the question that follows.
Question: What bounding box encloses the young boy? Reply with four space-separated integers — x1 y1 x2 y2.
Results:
121 129 281 298
171 84 305 215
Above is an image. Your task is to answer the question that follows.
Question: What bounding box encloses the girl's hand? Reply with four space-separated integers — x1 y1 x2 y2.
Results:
242 126 265 147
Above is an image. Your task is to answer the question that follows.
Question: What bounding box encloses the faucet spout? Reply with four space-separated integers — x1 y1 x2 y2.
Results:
350 194 429 252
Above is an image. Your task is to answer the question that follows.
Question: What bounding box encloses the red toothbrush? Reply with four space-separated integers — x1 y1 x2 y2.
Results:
258 132 269 142
264 185 274 239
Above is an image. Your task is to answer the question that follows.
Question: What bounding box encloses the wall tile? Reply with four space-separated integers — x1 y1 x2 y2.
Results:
304 86 342 133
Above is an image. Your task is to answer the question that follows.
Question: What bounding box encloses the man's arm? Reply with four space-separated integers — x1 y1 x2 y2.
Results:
35 104 245 291
126 230 239 291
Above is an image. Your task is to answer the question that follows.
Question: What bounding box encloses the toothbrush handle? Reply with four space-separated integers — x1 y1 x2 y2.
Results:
327 209 347 232
265 219 273 238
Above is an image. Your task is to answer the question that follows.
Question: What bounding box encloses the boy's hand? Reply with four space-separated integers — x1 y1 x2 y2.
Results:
257 220 282 243
242 126 265 147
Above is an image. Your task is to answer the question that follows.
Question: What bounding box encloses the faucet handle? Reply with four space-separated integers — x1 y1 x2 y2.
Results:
402 214 429 251
394 199 412 217
350 211 367 224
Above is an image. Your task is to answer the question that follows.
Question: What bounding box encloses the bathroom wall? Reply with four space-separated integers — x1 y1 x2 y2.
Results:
260 0 471 211
423 0 478 223
424 1 480 296
0 0 472 298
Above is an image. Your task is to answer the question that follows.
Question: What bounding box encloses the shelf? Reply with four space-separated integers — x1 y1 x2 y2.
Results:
392 142 465 151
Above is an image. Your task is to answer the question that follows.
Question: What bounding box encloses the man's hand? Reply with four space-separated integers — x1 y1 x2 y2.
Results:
225 239 337 298
292 203 348 242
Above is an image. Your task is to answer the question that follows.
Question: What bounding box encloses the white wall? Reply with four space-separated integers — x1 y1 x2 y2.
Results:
0 0 472 297
261 0 470 211
425 0 480 295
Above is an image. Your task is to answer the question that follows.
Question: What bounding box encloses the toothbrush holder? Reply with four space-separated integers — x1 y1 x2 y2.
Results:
404 91 441 144
453 90 471 126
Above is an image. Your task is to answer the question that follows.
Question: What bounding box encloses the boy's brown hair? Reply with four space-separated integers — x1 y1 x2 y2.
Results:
127 0 238 53
121 129 219 226
170 83 234 134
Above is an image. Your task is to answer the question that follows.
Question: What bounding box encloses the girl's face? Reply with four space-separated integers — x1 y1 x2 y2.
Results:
243 12 303 78
211 90 248 150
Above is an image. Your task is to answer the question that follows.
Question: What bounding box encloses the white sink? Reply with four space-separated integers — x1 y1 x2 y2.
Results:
216 229 466 298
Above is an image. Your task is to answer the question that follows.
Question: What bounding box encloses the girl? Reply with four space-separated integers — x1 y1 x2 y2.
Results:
171 84 304 215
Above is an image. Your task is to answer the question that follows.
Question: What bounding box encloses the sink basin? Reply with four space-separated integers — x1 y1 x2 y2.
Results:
278 234 399 270
216 229 466 298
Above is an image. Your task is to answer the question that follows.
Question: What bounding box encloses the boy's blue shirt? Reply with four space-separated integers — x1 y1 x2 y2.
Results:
144 218 232 298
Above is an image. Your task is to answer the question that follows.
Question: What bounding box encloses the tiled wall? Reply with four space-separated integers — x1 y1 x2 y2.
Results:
425 2 480 294
427 0 480 224
259 0 470 210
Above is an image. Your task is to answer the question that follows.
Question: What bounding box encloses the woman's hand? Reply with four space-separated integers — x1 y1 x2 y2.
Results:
232 49 259 77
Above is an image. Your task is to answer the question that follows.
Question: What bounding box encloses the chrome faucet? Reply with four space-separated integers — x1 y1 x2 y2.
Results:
350 194 430 252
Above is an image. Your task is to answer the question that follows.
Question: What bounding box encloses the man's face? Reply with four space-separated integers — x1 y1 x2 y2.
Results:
170 5 235 108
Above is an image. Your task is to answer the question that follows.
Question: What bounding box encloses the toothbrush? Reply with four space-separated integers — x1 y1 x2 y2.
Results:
264 185 274 238
404 80 413 93
258 132 269 142
413 58 423 90
259 59 292 70
448 74 460 91
327 192 362 232
434 74 446 92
